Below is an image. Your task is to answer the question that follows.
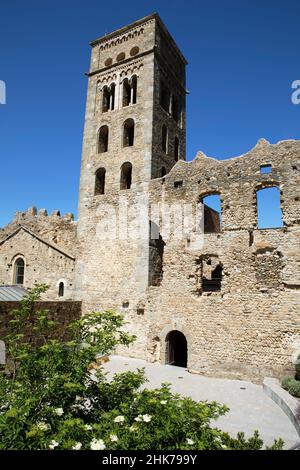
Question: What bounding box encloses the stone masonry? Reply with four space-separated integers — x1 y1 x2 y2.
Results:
0 13 299 382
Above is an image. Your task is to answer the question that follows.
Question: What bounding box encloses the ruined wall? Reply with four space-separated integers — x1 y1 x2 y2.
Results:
116 139 300 382
0 207 76 300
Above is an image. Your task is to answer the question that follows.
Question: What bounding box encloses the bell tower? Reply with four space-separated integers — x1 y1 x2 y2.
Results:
76 13 187 310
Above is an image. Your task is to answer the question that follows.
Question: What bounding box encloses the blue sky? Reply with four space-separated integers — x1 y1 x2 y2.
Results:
0 0 299 227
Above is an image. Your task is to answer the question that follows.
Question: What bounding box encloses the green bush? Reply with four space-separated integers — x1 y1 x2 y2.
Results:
282 377 300 398
295 354 300 382
0 285 283 450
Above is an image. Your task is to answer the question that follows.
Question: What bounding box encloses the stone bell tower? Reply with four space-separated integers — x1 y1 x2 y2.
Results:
75 13 187 314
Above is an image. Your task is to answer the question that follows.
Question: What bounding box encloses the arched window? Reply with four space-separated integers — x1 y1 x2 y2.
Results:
58 282 64 297
123 78 131 107
161 167 166 177
120 162 132 190
109 83 115 111
123 119 135 147
174 137 179 161
131 75 137 104
95 168 106 195
14 258 25 285
256 186 283 229
98 125 109 153
162 125 167 153
102 86 109 113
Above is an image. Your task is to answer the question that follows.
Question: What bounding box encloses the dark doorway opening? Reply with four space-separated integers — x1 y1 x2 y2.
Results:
166 330 187 367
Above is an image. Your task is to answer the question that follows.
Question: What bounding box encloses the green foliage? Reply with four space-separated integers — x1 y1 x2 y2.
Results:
0 285 283 450
295 354 300 382
282 377 300 398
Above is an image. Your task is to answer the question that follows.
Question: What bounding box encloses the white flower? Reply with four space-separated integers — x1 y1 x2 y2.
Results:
110 434 118 443
134 415 143 422
187 438 194 445
142 414 152 423
72 442 82 450
90 438 106 450
221 444 227 449
54 407 64 416
129 425 138 432
114 415 125 423
36 421 50 432
49 439 59 449
84 424 92 431
160 400 167 405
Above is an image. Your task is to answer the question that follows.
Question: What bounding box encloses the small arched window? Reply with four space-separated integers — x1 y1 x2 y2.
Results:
123 78 131 107
120 162 132 190
131 75 137 104
162 125 168 153
95 168 106 195
109 83 115 111
14 258 25 285
58 282 64 298
174 137 179 161
98 125 109 153
123 119 135 147
102 86 110 113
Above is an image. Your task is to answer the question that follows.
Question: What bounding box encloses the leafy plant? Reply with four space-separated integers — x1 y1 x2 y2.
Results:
282 377 300 398
0 285 283 450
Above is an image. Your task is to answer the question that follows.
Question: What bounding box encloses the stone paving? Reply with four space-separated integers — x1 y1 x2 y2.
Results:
103 356 299 449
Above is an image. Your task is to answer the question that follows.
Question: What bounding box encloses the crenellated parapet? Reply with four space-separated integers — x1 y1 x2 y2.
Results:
0 207 77 256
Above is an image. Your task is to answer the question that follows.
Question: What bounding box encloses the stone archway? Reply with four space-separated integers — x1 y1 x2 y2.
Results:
165 330 188 368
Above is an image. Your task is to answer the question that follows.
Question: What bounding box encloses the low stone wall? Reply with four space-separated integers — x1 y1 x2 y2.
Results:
0 301 82 356
263 377 300 438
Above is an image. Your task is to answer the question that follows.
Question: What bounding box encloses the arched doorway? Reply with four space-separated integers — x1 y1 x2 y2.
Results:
165 330 187 367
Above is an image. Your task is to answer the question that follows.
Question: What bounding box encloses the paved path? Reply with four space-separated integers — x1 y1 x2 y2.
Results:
103 356 299 449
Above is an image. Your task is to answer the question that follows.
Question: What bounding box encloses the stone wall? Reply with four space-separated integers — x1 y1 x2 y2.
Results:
0 207 76 300
0 301 82 349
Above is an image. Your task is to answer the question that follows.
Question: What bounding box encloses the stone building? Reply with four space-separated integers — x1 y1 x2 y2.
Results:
1 13 299 381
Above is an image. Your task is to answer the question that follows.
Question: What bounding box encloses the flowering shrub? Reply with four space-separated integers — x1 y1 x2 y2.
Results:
0 285 283 450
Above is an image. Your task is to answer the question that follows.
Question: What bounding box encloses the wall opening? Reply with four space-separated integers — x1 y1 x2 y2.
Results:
94 168 106 195
123 119 135 147
200 195 222 233
149 221 165 286
256 186 283 229
14 258 25 285
260 164 272 174
98 125 109 153
120 162 132 190
58 282 64 297
102 86 110 112
202 263 223 292
165 331 187 367
131 75 137 104
123 78 131 107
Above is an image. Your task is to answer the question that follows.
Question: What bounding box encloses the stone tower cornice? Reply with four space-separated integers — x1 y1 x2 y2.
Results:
89 13 188 65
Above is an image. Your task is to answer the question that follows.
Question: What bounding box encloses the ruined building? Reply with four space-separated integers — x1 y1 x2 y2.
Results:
0 13 299 381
